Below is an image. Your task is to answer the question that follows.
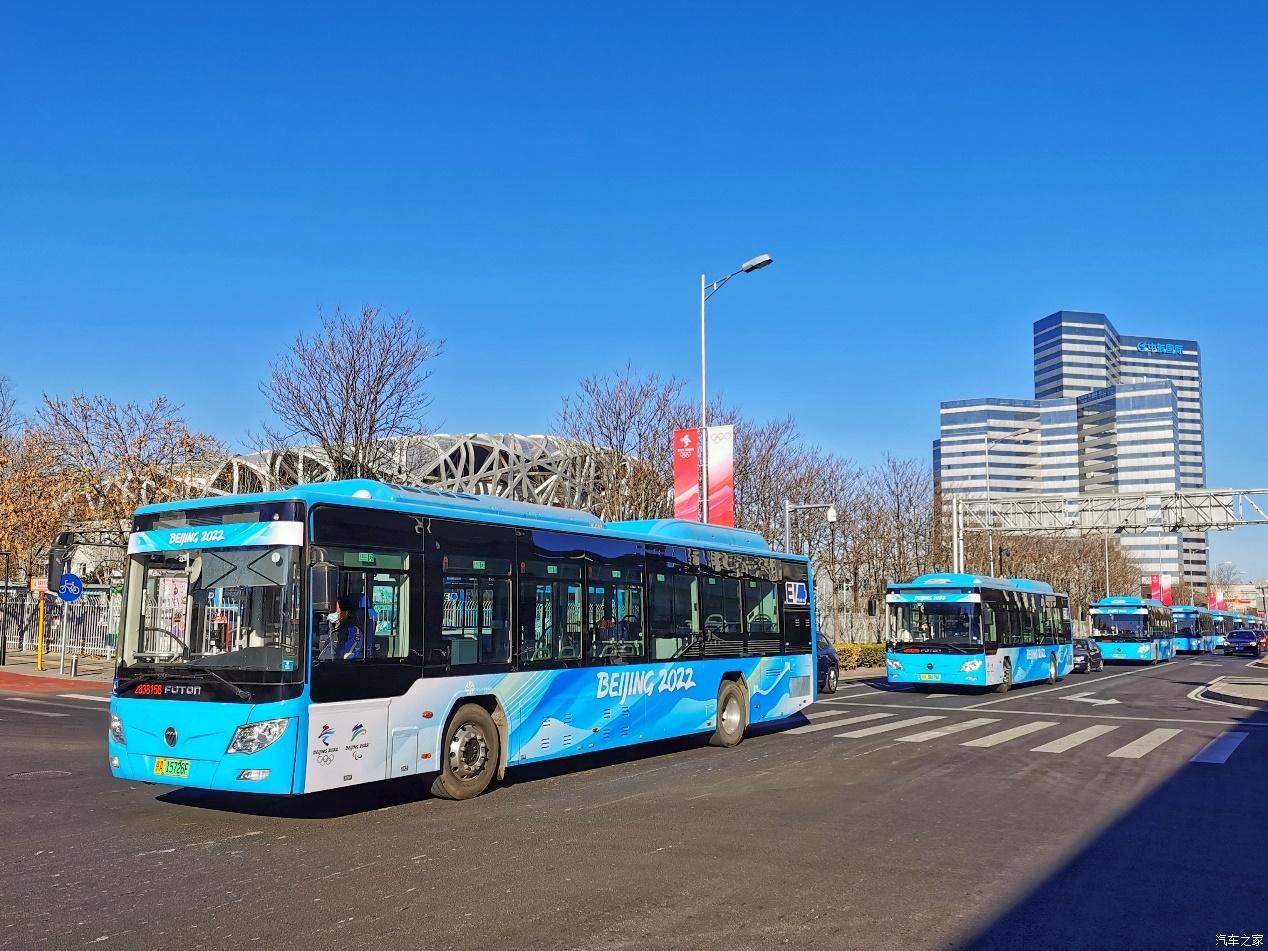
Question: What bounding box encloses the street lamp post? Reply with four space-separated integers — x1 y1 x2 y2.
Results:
983 427 1034 576
699 254 773 521
0 550 8 666
783 500 838 554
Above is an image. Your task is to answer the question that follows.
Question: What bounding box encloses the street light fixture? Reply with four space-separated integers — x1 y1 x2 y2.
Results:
984 426 1034 577
699 253 774 521
783 500 837 554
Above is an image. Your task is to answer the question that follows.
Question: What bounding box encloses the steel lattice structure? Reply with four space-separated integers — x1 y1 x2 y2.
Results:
201 433 615 513
957 487 1268 536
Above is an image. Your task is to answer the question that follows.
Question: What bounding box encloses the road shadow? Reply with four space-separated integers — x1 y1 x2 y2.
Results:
155 730 733 819
949 704 1268 950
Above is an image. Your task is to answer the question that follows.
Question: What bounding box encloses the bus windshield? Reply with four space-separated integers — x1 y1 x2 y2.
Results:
1174 617 1197 635
890 603 982 646
120 546 302 676
1092 614 1148 639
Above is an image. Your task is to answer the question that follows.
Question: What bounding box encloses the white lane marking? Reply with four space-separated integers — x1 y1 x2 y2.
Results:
6 697 107 713
0 705 67 717
896 718 1000 743
804 708 863 720
962 721 1057 748
59 693 111 703
1030 724 1119 753
1107 728 1184 759
819 699 1262 727
835 715 945 738
1061 692 1120 706
965 659 1206 709
785 713 894 735
1190 731 1250 764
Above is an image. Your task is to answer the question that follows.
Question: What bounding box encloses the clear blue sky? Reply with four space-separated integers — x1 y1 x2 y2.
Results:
2 4 1266 575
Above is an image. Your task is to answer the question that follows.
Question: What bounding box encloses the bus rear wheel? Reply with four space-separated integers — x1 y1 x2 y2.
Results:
710 681 747 747
995 658 1012 693
432 703 500 801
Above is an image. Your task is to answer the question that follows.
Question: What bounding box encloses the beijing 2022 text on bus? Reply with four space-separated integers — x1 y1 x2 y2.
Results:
884 574 1073 692
1088 597 1175 663
108 481 817 799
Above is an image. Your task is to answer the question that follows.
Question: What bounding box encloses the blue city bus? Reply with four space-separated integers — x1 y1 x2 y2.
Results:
108 481 817 799
884 574 1073 692
1171 605 1214 653
1089 597 1175 663
1209 610 1238 648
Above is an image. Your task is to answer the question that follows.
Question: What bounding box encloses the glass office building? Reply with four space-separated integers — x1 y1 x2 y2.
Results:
935 311 1206 585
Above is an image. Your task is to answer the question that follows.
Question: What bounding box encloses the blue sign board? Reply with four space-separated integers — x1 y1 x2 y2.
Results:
58 572 84 603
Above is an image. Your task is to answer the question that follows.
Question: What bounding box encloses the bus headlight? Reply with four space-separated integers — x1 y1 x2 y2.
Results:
886 659 903 671
109 713 126 745
227 718 289 755
959 659 983 673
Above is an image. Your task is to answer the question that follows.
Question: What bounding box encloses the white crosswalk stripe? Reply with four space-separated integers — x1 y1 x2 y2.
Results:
835 715 945 739
896 718 1000 743
804 708 861 720
785 713 893 736
59 693 111 703
961 721 1057 748
1030 724 1119 753
1190 731 1249 764
1107 728 1183 759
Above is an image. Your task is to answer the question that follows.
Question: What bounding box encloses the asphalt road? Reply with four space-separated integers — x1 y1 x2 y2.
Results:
2 654 1266 951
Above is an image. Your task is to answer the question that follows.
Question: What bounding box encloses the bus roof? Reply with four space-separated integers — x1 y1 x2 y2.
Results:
1090 596 1167 610
887 573 1057 595
133 480 789 560
1170 605 1209 615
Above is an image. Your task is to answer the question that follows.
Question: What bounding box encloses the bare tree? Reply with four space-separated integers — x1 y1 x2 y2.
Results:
1211 561 1243 587
0 376 17 445
259 306 443 481
556 366 694 521
0 429 84 580
32 393 225 563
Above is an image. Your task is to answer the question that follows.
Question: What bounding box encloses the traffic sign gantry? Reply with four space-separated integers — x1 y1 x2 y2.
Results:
58 573 84 603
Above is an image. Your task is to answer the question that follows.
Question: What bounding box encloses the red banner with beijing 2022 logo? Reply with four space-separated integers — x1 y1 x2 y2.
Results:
673 428 700 521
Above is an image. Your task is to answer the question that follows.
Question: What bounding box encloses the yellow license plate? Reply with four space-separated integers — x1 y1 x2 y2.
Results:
153 757 192 779
919 673 941 681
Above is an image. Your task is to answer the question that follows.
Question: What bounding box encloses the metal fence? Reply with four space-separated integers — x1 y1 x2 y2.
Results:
1 593 121 658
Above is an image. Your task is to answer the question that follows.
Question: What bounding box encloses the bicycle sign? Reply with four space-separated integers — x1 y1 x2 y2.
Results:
58 572 84 603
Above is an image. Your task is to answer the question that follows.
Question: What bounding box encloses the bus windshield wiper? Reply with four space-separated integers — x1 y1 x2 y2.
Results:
181 665 252 701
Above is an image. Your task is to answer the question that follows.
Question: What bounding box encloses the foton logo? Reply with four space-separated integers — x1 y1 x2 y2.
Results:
164 685 202 697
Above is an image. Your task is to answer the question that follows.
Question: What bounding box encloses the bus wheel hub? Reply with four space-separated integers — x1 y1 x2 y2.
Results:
449 723 488 779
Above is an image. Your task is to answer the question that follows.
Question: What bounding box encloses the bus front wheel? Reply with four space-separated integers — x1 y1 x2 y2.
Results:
710 681 747 748
995 659 1012 694
432 703 500 801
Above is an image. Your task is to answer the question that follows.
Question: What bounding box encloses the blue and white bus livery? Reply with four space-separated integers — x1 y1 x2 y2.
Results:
1171 605 1214 654
884 574 1073 693
109 481 817 800
1089 597 1175 664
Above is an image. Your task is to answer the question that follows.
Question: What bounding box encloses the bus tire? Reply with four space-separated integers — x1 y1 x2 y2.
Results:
823 665 839 695
431 703 500 801
1047 655 1058 685
995 658 1012 693
710 681 747 748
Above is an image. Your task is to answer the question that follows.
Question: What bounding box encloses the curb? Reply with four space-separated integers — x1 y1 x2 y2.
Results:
1203 680 1268 710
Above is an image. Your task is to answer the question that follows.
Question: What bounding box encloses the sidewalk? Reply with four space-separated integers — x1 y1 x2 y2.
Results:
0 649 114 692
840 665 885 682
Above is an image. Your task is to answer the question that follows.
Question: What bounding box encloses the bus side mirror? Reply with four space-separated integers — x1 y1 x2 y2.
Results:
46 545 70 594
311 563 338 613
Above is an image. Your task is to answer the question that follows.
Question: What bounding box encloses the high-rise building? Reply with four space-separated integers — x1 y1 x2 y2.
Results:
934 311 1206 585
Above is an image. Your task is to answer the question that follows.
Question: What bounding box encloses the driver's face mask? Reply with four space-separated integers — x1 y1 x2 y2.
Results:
325 612 338 625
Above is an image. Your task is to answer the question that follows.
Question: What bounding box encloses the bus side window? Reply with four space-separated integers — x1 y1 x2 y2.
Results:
425 519 515 670
744 579 781 655
982 605 999 648
649 569 698 659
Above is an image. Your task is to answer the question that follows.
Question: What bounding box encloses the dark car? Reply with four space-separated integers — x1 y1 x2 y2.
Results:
817 634 841 694
1224 629 1263 657
1072 637 1104 673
